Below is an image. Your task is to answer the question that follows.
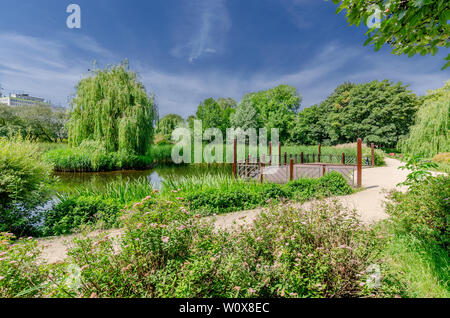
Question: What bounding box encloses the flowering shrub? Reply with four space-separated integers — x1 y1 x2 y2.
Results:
0 233 61 297
66 200 378 298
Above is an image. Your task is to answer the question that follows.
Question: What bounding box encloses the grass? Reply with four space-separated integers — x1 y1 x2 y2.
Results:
57 177 154 205
161 173 245 194
381 231 450 297
40 142 385 172
378 175 450 298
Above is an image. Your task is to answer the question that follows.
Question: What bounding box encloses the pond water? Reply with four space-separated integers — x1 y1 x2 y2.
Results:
54 164 233 192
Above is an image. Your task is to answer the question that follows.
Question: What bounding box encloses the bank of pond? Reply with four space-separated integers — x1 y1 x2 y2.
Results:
41 143 385 172
30 163 353 238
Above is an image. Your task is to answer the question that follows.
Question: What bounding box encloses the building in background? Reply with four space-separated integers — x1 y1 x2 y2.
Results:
0 93 51 107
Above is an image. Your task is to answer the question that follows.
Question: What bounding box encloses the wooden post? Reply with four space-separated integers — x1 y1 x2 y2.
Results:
269 142 272 166
284 152 287 165
260 161 265 183
300 152 304 164
318 144 321 162
279 143 282 167
290 158 294 181
341 153 345 165
233 138 237 179
357 138 362 187
371 143 375 166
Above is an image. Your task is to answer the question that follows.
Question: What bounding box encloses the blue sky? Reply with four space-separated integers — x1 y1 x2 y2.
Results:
0 0 448 118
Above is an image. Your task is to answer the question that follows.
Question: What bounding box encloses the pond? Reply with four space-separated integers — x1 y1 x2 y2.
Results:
53 164 233 193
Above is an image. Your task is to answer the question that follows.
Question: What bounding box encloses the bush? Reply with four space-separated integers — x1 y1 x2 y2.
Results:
66 200 378 298
379 175 450 297
43 145 154 172
42 196 123 236
181 173 353 215
0 137 53 236
316 171 354 196
386 175 449 246
0 232 78 298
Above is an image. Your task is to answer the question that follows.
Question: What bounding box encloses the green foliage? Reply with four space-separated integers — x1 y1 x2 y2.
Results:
65 177 154 205
332 0 450 69
294 80 418 147
67 62 157 156
244 85 301 142
230 95 260 130
400 81 450 158
389 175 449 246
0 232 72 298
194 97 236 136
380 175 450 297
42 142 155 172
42 196 122 236
398 155 438 186
66 200 376 298
168 172 353 215
0 137 53 236
42 177 154 236
0 233 47 297
0 103 68 142
156 114 186 140
290 105 327 145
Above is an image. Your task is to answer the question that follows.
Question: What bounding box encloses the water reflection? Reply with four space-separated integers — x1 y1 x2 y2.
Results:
54 164 232 193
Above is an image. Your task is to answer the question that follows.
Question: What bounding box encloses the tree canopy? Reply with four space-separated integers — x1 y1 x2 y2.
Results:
400 80 449 157
234 85 302 141
291 80 419 147
194 97 236 135
67 63 158 156
332 0 450 69
156 114 186 140
0 103 67 142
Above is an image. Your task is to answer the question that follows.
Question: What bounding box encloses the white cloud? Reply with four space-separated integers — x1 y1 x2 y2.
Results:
0 32 447 118
170 0 231 63
0 32 114 105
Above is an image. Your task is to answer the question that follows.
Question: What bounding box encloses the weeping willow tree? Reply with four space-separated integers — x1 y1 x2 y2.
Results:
400 81 450 158
68 62 158 156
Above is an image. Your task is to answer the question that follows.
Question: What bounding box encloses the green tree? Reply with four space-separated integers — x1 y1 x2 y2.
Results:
230 95 260 130
400 81 450 157
156 114 186 140
16 104 68 142
293 80 419 147
245 85 302 142
290 105 326 145
195 97 236 135
0 103 68 142
332 0 450 69
68 62 158 155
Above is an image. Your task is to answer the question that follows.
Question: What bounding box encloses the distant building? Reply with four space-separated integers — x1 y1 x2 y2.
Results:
0 93 51 107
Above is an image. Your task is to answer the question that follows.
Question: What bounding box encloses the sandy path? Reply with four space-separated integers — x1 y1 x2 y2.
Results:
37 158 420 263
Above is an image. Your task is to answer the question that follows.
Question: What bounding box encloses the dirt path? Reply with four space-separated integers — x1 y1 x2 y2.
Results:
37 158 420 263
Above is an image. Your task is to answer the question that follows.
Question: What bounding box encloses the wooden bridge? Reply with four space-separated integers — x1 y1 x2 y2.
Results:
233 138 373 188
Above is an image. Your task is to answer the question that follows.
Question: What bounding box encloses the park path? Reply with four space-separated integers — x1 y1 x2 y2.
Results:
37 158 416 264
